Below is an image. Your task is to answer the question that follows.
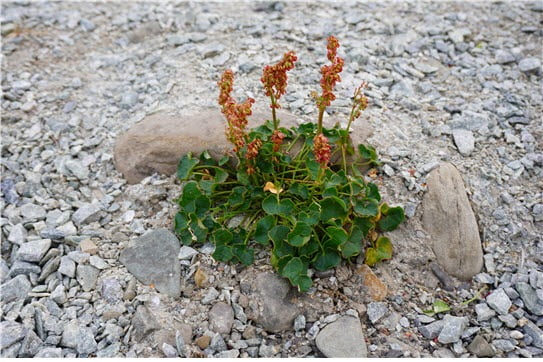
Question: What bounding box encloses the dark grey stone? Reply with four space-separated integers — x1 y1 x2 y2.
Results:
40 228 65 240
119 229 181 298
418 320 444 339
315 316 367 357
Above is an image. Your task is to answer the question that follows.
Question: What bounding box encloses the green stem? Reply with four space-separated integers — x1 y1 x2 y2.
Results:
317 107 325 134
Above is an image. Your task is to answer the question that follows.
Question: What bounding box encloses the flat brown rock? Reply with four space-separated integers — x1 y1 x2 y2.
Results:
422 162 483 280
114 107 373 184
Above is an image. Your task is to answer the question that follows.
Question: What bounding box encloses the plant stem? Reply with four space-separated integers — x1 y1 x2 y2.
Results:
270 95 278 130
317 107 325 134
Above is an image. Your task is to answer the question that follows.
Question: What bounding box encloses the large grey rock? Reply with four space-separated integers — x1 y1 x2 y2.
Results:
523 320 543 348
119 228 181 298
114 108 373 184
519 57 541 74
209 302 234 335
516 282 543 315
475 303 496 321
486 288 512 315
437 315 468 344
76 327 97 355
422 163 483 280
0 274 31 303
61 320 79 348
132 305 161 342
34 347 62 358
16 239 51 262
18 329 43 357
20 203 46 221
101 278 123 304
243 272 300 333
0 321 26 349
58 256 76 278
367 302 388 324
418 319 444 339
315 316 367 358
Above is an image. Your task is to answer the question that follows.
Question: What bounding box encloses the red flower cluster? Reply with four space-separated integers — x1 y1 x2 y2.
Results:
218 70 255 152
351 81 369 121
261 51 298 109
271 130 285 152
246 138 263 175
317 36 344 109
313 133 331 168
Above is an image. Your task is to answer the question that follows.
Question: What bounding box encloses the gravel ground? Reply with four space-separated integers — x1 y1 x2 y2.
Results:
1 1 542 358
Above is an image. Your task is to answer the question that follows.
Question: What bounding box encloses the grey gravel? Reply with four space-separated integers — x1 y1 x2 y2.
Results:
16 239 51 262
452 129 475 156
418 320 444 339
437 315 468 344
367 302 388 324
476 303 496 321
486 288 512 315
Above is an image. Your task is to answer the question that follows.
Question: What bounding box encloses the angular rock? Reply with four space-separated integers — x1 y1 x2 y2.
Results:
16 239 51 262
492 339 516 352
316 316 367 357
519 57 541 74
51 285 68 305
58 256 76 278
523 320 543 348
209 302 234 335
452 129 475 156
516 282 543 316
132 305 161 342
79 239 98 255
358 264 387 301
61 320 79 348
119 229 181 298
178 246 198 260
486 288 512 315
20 203 46 221
438 315 468 344
101 278 123 304
18 329 43 357
468 335 495 357
8 260 41 277
114 108 373 184
367 302 388 324
35 347 62 358
475 303 496 321
422 163 483 280
0 274 31 303
76 264 100 292
243 272 300 333
7 223 26 245
72 203 102 226
418 320 444 339
76 327 97 355
0 321 26 349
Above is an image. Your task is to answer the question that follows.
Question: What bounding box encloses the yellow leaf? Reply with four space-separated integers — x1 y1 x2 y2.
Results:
263 181 283 194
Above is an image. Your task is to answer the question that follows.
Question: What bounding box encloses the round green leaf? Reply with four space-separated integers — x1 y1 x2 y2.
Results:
353 198 379 217
288 183 310 200
213 245 233 262
282 257 305 281
320 196 347 222
262 196 294 216
313 250 341 271
269 225 290 244
293 275 313 292
254 215 276 245
177 153 199 180
213 228 233 245
287 222 312 247
232 245 254 266
378 204 404 231
325 226 349 247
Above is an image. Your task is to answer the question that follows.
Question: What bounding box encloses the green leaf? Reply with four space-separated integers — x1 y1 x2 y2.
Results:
366 183 381 202
313 250 341 271
218 155 229 166
322 186 338 198
288 183 310 200
433 299 451 314
324 171 347 188
353 198 379 217
287 222 312 247
213 245 233 262
179 181 201 207
353 217 375 236
306 159 320 181
214 168 229 183
262 195 295 216
237 170 250 185
232 245 254 266
320 196 348 222
378 204 404 231
298 203 320 225
213 228 233 245
269 225 290 244
228 186 246 208
254 215 275 245
365 236 393 266
358 144 379 165
177 153 199 180
199 180 215 195
174 211 188 232
293 275 312 292
188 214 208 243
325 226 349 248
282 257 305 282
298 238 320 260
194 195 211 217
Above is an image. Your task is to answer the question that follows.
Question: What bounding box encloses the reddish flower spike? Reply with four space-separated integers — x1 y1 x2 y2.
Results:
313 133 331 169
